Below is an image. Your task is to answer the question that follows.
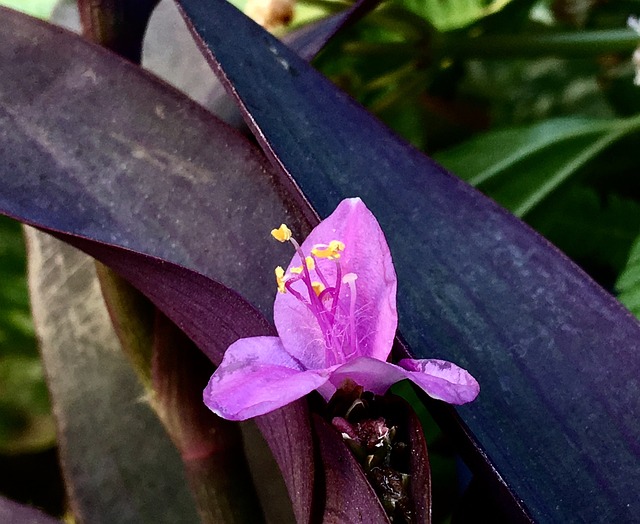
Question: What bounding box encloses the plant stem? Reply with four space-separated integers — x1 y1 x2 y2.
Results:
77 0 159 62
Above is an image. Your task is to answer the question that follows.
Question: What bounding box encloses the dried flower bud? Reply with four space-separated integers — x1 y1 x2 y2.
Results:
245 0 295 31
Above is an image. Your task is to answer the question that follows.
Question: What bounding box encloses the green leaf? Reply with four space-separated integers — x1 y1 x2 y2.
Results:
529 185 640 278
0 215 54 453
435 116 640 216
0 217 35 356
399 0 514 31
0 0 57 19
616 234 640 317
0 356 55 453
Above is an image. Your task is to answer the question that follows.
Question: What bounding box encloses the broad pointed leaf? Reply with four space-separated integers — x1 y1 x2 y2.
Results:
0 6 310 314
175 0 640 520
0 8 315 520
283 0 381 61
434 117 640 216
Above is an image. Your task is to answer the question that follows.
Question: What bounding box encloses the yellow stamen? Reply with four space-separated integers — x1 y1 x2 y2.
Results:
271 224 292 242
275 266 286 293
312 282 325 296
306 256 316 270
311 240 345 260
290 256 315 274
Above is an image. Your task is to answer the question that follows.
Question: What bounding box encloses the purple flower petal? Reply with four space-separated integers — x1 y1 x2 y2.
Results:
326 356 407 397
203 336 331 420
398 358 480 405
274 198 397 368
205 198 478 421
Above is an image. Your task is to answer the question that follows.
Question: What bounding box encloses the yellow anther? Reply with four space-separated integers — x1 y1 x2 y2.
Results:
271 224 292 242
311 240 345 260
306 256 316 270
290 256 315 274
275 266 286 293
312 282 325 296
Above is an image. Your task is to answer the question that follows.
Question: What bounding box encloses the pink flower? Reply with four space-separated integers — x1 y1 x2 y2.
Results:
204 198 479 421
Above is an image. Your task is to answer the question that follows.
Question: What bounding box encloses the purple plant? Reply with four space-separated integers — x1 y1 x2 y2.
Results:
0 1 639 522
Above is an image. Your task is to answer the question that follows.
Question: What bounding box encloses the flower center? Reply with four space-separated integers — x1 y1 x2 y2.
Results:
272 224 359 366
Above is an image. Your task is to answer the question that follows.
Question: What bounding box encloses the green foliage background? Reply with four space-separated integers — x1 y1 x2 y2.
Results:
0 216 55 453
0 0 56 17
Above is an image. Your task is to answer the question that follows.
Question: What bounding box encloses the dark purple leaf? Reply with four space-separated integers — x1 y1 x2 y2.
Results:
175 0 640 520
253 401 315 523
0 495 60 524
65 236 316 522
74 237 275 362
0 8 315 519
312 415 390 523
283 0 381 61
404 399 431 523
0 6 312 315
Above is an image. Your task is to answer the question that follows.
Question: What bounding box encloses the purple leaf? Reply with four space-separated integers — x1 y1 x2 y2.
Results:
0 9 315 520
404 401 431 523
59 224 317 523
69 238 314 522
0 495 60 524
252 403 315 524
0 6 314 316
175 0 640 520
283 0 381 61
73 237 275 363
